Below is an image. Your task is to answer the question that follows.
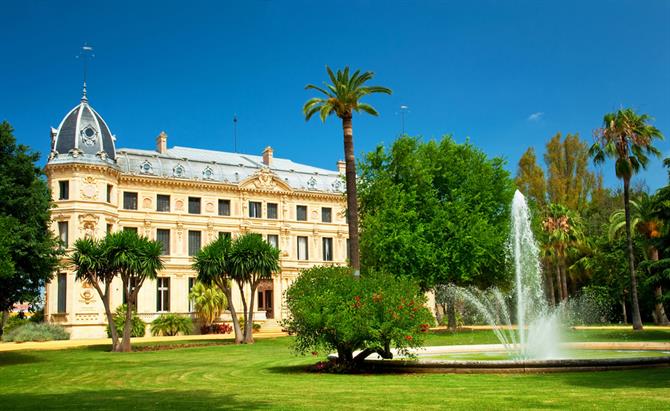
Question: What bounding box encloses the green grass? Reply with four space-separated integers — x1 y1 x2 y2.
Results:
1 329 669 410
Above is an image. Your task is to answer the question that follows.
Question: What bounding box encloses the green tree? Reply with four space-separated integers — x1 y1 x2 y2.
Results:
609 193 668 324
105 230 163 351
189 281 227 330
228 233 279 343
0 121 62 329
71 237 119 350
589 108 664 330
515 147 547 208
358 136 514 329
192 236 243 343
303 66 392 277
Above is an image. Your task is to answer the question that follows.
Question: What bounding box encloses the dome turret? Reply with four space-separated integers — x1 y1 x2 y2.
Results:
50 85 116 163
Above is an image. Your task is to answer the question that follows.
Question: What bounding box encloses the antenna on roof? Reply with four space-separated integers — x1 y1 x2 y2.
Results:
398 105 410 136
233 114 238 153
76 42 95 101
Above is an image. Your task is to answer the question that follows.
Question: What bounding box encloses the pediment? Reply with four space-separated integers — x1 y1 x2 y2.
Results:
239 168 292 192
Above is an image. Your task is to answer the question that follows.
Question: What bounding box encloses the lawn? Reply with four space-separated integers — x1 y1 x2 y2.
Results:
1 329 669 410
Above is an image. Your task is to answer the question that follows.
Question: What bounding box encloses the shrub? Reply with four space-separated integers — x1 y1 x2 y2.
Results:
200 323 232 334
151 314 193 336
238 317 262 334
2 323 69 342
189 281 227 328
106 304 146 338
3 315 28 336
282 266 434 368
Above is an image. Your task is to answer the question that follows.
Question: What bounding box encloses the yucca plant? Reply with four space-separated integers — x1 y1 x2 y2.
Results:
189 281 227 329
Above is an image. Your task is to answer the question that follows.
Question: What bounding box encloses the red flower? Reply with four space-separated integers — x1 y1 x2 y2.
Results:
405 335 413 341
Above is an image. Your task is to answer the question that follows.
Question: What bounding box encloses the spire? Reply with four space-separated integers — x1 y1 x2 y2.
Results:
81 81 88 103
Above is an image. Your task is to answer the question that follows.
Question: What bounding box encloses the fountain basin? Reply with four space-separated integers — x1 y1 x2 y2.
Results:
344 342 670 373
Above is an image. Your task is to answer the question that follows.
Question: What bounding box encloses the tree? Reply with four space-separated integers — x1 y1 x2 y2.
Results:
189 281 227 331
589 108 664 330
303 66 392 277
609 193 669 324
105 230 163 351
192 236 243 343
545 133 598 212
358 136 514 329
542 203 583 301
228 233 279 343
515 147 547 208
0 121 62 331
71 237 119 350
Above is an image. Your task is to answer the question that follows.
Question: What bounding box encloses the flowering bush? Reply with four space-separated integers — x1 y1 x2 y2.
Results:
282 266 434 368
200 323 233 334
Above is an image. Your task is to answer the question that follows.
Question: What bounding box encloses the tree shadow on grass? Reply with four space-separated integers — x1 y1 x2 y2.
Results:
0 389 270 410
0 351 44 367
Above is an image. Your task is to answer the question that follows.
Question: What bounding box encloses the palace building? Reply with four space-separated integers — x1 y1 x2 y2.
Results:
44 86 349 339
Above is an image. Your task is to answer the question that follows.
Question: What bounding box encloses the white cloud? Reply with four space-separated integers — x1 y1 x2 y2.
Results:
527 112 544 122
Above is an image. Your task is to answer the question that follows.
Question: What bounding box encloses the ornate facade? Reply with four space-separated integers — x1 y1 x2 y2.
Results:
44 89 349 339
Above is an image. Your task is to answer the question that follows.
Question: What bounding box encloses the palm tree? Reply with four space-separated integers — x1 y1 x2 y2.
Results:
542 203 583 301
71 237 119 351
590 108 664 330
229 233 279 343
192 236 243 344
105 230 164 351
189 281 227 331
304 66 391 277
609 193 668 325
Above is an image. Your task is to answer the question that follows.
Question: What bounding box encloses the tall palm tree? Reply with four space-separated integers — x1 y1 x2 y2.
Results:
304 66 391 277
71 237 119 351
192 236 243 343
609 194 669 325
590 108 664 330
229 233 279 343
105 230 164 352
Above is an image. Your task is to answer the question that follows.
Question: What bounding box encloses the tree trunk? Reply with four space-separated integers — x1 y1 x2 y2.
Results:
621 297 628 325
93 281 118 351
0 309 9 337
447 296 457 331
545 261 556 306
219 281 242 344
555 263 564 301
236 281 250 343
648 246 669 325
623 178 643 330
342 115 360 278
244 282 258 344
560 258 569 301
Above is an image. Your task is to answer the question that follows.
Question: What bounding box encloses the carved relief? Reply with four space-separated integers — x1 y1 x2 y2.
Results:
176 221 184 239
79 281 96 305
175 199 184 211
205 202 214 213
80 176 98 200
78 214 99 239
143 219 152 237
241 168 291 192
142 197 152 209
207 219 215 240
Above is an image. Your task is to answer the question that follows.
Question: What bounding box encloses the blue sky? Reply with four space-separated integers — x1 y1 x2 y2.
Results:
2 1 669 190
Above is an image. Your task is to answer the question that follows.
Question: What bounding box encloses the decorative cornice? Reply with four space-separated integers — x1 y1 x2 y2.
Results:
46 162 120 178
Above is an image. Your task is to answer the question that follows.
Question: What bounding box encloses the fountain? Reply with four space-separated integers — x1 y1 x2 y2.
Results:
354 191 670 372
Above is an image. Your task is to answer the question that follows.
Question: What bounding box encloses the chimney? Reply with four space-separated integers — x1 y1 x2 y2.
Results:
156 131 167 154
337 160 346 174
262 146 273 166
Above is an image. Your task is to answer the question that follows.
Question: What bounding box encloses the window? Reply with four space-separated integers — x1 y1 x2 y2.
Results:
106 224 113 234
297 236 308 260
188 230 201 256
156 277 170 312
58 181 69 200
123 227 138 233
218 232 231 240
249 201 262 218
57 273 67 313
322 207 332 223
123 278 139 305
296 205 307 221
58 221 68 247
123 192 138 210
107 184 113 203
267 234 279 249
267 203 278 219
156 229 170 255
157 194 170 212
188 197 201 214
188 277 195 312
218 199 231 216
323 237 333 261
258 290 273 311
